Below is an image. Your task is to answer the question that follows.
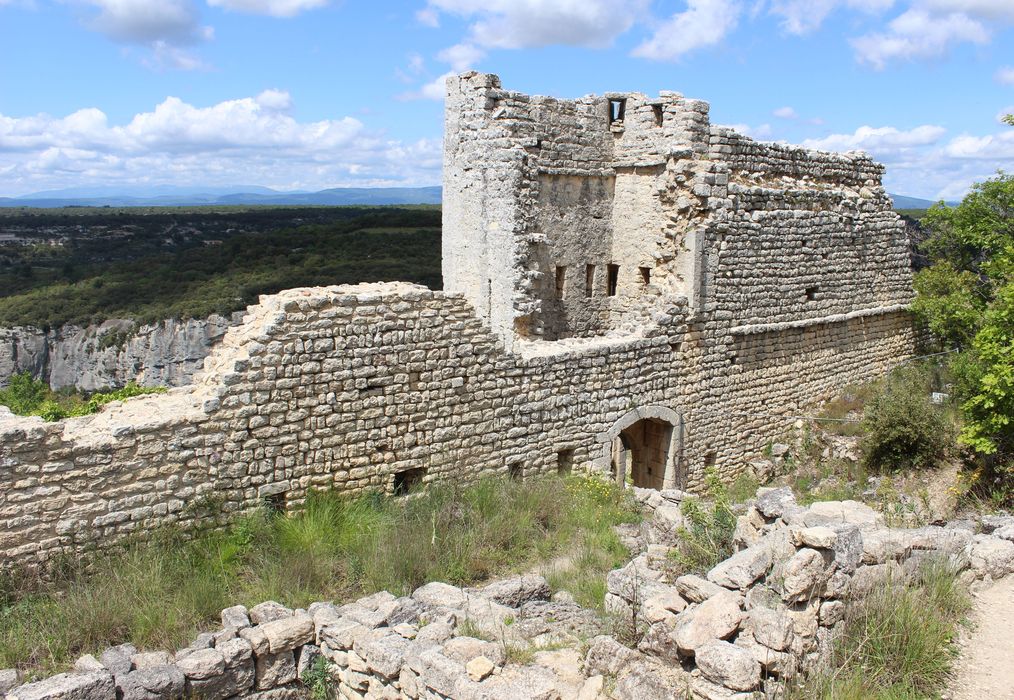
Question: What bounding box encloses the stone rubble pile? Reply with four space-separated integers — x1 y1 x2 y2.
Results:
4 488 1012 700
601 486 1014 698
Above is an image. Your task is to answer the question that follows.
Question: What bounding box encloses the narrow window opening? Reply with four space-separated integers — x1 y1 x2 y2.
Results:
557 449 575 476
805 285 819 301
509 462 523 480
704 452 717 469
639 266 651 286
408 371 421 390
265 492 286 515
585 264 595 298
651 104 663 127
608 98 626 124
670 341 682 354
555 265 567 300
607 264 620 297
393 467 427 496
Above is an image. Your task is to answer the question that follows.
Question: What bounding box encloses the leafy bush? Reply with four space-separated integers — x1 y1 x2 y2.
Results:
0 373 166 421
912 172 1014 461
0 373 48 415
860 368 955 472
667 469 736 576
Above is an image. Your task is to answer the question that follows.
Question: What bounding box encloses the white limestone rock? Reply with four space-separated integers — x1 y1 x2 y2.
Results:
7 673 115 700
695 640 761 691
707 543 772 589
673 591 744 653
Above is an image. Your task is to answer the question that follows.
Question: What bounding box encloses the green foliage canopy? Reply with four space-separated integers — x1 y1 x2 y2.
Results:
912 171 1014 456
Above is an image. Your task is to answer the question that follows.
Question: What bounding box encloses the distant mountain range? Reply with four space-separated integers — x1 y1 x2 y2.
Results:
889 194 955 209
0 185 442 208
0 186 949 210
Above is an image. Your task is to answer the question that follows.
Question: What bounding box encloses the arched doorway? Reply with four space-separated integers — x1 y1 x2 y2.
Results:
599 405 684 490
611 419 673 490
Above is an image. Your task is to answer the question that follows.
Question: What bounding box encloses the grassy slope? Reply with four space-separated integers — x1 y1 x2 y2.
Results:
0 476 638 676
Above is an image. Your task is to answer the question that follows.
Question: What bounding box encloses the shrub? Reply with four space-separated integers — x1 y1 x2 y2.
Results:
0 374 165 421
860 367 955 472
667 469 736 576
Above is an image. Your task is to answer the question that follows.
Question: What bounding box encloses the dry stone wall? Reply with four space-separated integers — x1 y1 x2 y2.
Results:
5 489 1013 700
1 279 910 571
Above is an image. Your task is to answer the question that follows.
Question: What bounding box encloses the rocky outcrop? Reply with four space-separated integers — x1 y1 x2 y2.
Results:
0 314 242 391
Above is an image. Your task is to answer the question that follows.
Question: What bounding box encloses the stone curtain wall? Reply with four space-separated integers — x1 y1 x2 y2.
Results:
2 281 910 571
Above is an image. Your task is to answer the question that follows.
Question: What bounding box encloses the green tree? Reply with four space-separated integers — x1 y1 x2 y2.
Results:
912 172 1014 458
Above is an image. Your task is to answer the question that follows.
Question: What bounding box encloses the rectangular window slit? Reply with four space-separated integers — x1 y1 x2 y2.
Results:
509 462 523 480
585 264 595 297
557 449 575 476
607 264 619 297
704 452 716 469
265 492 286 515
393 467 426 496
555 265 566 300
639 266 651 285
609 98 626 124
651 104 663 126
805 285 819 301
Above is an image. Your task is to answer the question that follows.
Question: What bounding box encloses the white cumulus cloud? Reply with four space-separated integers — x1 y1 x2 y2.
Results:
81 0 210 43
0 92 442 195
802 124 947 152
74 0 213 70
851 7 992 68
768 0 895 35
633 0 742 61
206 0 329 18
422 0 649 50
997 66 1014 86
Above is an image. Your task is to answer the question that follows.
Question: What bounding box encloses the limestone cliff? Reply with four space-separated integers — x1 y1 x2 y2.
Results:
0 314 242 391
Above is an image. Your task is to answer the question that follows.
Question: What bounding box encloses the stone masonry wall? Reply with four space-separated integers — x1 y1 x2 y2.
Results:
2 281 910 571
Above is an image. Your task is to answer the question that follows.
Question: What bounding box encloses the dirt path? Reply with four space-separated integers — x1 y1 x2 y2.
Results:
947 576 1014 700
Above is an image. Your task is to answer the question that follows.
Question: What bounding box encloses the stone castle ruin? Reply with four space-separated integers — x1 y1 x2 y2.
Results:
0 73 915 570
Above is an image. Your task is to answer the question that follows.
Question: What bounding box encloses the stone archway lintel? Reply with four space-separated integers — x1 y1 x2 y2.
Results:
598 404 685 490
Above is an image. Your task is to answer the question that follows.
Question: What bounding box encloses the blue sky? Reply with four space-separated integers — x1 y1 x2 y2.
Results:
1 0 1012 199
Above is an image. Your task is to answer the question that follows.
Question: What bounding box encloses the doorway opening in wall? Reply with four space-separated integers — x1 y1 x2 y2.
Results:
611 418 673 490
509 462 523 480
557 449 575 475
393 467 427 495
607 264 620 296
585 265 596 297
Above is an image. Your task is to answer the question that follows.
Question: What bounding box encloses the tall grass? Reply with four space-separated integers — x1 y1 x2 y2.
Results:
789 557 970 699
0 475 638 676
